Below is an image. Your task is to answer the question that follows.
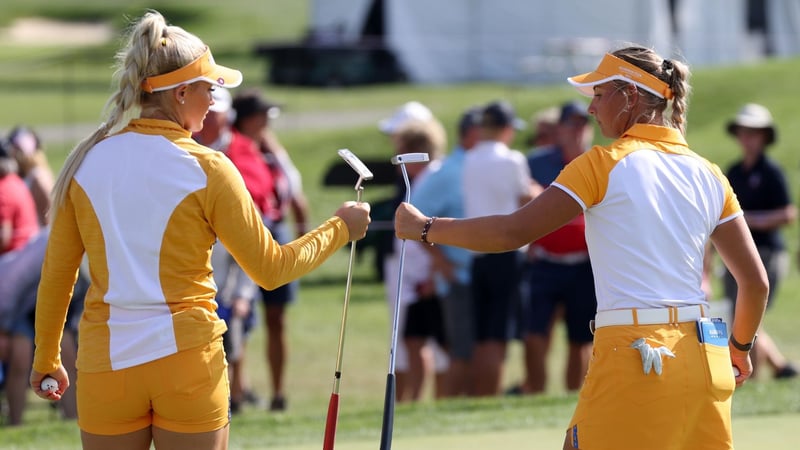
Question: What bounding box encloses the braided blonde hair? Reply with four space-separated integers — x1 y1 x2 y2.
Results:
50 10 206 217
611 46 692 135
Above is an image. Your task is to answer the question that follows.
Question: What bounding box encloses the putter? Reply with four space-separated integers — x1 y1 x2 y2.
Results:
380 152 430 450
323 149 373 450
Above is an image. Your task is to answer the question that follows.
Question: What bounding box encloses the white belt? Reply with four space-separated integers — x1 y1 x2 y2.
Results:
593 305 706 329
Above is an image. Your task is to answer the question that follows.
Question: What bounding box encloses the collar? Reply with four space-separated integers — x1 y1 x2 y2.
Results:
124 118 193 139
621 124 687 147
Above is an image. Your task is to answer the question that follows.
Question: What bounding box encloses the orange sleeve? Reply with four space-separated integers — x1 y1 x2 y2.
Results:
554 146 615 209
33 186 84 374
204 155 349 290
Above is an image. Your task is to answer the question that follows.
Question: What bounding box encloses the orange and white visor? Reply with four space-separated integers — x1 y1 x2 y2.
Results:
567 53 673 100
142 47 242 93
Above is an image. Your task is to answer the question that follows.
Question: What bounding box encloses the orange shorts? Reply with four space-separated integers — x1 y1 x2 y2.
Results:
77 339 230 435
567 322 735 450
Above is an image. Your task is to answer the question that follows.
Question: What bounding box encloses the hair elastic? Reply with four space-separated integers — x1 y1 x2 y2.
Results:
661 59 674 74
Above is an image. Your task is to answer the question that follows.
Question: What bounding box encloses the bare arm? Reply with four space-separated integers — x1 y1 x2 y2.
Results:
0 220 11 252
261 130 310 237
30 168 55 226
743 204 797 231
290 193 310 237
710 215 769 383
395 186 582 253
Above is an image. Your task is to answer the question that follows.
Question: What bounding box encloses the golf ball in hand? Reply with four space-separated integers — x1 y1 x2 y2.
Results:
41 377 58 393
732 367 740 377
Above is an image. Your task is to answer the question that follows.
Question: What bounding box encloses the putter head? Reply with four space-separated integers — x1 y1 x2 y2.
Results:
338 149 374 180
390 152 429 165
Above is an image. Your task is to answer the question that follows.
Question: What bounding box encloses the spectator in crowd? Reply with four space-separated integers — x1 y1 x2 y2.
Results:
521 100 596 394
7 126 54 226
0 228 86 425
410 105 483 396
368 101 437 282
30 10 370 449
384 118 450 402
379 101 434 135
0 139 38 255
462 100 539 396
195 87 265 413
526 106 560 150
0 138 40 425
722 103 798 379
210 240 261 413
193 86 236 150
232 88 312 411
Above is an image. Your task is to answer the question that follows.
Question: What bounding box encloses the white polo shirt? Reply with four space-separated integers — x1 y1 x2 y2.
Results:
553 124 741 312
462 140 531 218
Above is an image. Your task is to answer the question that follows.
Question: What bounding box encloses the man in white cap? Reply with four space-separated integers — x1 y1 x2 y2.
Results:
194 88 234 150
378 101 433 135
379 101 434 135
370 101 438 281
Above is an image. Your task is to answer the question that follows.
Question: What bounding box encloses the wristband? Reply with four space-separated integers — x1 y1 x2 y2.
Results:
420 216 437 246
730 333 757 352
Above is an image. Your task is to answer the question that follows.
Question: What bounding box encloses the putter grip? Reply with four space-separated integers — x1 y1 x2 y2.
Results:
323 393 339 450
379 373 395 450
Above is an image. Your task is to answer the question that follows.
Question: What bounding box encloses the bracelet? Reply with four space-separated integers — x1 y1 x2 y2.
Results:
730 333 757 352
420 216 437 246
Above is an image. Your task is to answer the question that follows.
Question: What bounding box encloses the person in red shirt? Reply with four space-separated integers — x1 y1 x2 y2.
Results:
232 88 310 411
0 139 39 255
194 88 273 413
520 101 596 395
7 126 54 226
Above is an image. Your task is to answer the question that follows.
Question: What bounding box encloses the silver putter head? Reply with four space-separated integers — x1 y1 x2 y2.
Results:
391 152 429 165
338 149 374 180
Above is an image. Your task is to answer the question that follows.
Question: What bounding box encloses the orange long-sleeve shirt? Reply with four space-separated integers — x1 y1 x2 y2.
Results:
34 119 348 373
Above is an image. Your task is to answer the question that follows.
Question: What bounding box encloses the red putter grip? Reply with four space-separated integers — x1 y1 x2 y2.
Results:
323 393 340 450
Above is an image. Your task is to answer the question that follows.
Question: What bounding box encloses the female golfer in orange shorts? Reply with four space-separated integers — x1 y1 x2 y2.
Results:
29 10 370 450
394 45 768 450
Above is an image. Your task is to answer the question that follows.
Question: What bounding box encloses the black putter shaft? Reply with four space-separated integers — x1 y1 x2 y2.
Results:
379 152 428 450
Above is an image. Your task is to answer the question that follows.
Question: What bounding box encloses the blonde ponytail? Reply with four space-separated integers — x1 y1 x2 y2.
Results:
50 9 207 219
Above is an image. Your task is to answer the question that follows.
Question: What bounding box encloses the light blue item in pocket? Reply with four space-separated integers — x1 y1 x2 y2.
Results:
696 317 728 346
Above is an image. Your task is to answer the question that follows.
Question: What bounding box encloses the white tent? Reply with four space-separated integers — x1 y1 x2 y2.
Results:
309 0 799 84
386 0 672 83
770 0 800 56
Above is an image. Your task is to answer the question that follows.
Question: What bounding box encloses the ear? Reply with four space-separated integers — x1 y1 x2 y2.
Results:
625 84 639 107
174 85 190 105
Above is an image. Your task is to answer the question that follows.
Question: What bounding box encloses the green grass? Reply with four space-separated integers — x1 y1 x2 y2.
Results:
2 2 800 449
2 372 799 448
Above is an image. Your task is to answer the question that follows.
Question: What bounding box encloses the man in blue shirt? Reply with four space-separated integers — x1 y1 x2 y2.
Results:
410 106 482 396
